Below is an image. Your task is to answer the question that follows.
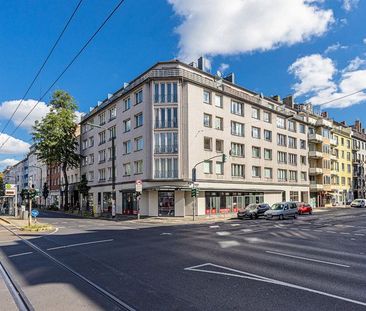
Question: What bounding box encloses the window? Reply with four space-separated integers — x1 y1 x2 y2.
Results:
278 169 287 181
204 137 212 150
134 160 143 174
263 111 271 123
347 140 351 148
215 94 223 108
252 127 261 139
88 171 94 181
109 106 116 120
231 143 244 157
264 148 272 160
107 147 113 161
252 107 260 119
123 140 131 154
288 120 296 132
203 113 212 127
135 137 144 151
289 153 297 166
301 171 307 181
216 139 224 153
154 132 178 153
231 164 244 177
231 121 244 136
99 131 106 145
264 167 272 179
252 146 261 158
215 116 223 130
300 139 306 149
155 82 178 103
203 90 211 104
203 161 213 174
98 168 106 181
277 116 285 129
123 97 131 111
107 167 112 180
289 171 297 182
154 158 178 178
231 101 244 116
123 163 131 176
89 153 94 165
277 134 287 146
215 162 224 175
109 126 116 140
88 136 94 147
278 151 287 164
135 113 143 128
299 124 306 134
347 152 351 161
154 107 178 128
82 139 88 150
288 136 297 149
99 112 106 125
300 156 306 165
264 130 272 141
290 191 299 201
135 90 143 104
252 166 261 178
347 164 351 173
123 119 131 132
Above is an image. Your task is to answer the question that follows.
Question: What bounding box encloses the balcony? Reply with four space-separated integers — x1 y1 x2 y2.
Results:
309 167 323 175
316 118 332 128
330 138 337 146
154 170 178 179
154 119 178 129
308 133 323 143
310 182 323 191
154 145 178 154
309 151 322 158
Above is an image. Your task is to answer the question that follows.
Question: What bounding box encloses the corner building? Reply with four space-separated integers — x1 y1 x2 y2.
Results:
80 60 309 217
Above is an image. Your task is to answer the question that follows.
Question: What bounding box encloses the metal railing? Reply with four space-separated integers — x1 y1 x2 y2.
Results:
154 145 178 154
154 119 178 129
154 170 178 179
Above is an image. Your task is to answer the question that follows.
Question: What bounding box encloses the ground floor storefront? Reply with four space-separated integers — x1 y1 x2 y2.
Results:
311 189 353 207
87 182 309 217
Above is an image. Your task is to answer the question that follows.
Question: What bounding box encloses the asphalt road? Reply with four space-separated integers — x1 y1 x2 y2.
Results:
1 208 366 311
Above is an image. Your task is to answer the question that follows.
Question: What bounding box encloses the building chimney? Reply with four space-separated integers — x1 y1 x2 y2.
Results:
223 73 235 84
197 56 208 72
272 95 281 102
340 121 346 126
283 95 294 108
321 111 328 118
355 120 362 132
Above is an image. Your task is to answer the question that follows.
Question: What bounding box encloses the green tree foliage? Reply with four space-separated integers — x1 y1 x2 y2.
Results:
78 174 90 213
0 174 4 197
33 90 80 210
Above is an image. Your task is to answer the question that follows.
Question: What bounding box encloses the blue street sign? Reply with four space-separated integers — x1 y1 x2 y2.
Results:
31 209 39 218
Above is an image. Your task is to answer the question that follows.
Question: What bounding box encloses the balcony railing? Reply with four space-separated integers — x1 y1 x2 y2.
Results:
154 170 178 179
154 119 178 129
154 145 178 154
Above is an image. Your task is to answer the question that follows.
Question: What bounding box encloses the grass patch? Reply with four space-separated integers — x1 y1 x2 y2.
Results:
20 223 54 232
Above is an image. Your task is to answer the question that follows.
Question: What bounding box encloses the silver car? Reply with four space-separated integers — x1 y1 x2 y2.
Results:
350 199 366 208
264 202 298 220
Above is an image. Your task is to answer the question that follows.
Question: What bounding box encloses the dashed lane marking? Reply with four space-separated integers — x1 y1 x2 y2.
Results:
216 231 231 236
47 239 114 251
209 225 220 229
8 251 34 258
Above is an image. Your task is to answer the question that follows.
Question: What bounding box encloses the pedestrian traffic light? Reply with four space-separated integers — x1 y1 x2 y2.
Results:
42 183 49 200
222 154 228 163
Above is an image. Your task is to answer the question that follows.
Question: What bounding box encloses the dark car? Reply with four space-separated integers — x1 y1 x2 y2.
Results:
237 203 270 219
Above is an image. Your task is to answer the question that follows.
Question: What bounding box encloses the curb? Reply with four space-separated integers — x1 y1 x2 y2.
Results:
0 217 11 225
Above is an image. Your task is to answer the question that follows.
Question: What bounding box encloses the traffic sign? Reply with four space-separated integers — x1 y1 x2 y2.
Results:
135 179 142 193
5 184 16 196
31 209 39 218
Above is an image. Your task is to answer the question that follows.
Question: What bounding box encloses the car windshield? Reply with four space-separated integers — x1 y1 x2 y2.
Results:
271 203 284 210
246 204 257 210
353 199 362 203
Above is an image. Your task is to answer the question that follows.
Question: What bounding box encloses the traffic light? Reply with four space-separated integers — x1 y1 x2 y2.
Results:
191 188 199 197
222 154 228 163
42 183 49 200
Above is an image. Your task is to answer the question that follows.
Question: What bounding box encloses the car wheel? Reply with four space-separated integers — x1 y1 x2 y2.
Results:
279 214 284 220
294 213 297 219
250 214 254 219
309 210 312 215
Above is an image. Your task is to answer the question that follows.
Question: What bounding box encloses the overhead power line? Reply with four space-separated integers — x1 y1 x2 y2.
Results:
0 0 126 152
315 88 366 107
0 0 83 140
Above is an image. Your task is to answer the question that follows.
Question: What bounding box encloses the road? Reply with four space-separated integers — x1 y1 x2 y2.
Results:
0 208 366 310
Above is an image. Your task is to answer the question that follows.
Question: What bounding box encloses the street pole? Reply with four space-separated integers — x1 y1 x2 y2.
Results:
111 135 116 218
137 195 140 220
28 193 32 226
193 192 195 221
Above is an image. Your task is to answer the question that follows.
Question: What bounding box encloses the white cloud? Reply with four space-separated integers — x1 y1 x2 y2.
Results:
363 38 366 44
289 54 366 108
218 63 230 73
342 0 359 11
0 134 30 155
0 99 49 131
168 0 334 61
0 158 19 170
324 42 348 54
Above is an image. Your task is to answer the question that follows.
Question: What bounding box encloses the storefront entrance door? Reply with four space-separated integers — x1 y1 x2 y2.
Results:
158 191 175 216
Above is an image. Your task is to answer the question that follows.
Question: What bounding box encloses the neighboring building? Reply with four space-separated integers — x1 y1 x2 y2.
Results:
80 59 310 217
332 121 353 204
47 163 61 207
351 120 366 199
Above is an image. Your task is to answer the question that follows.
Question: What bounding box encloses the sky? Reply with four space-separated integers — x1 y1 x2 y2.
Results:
0 0 366 170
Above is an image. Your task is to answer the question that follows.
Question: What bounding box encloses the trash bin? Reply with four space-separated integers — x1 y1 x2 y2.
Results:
22 210 28 220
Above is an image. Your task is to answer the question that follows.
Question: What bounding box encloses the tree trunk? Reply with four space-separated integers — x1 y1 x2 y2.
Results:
62 163 69 211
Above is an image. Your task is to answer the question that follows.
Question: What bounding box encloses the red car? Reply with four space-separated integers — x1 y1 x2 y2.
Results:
298 203 312 215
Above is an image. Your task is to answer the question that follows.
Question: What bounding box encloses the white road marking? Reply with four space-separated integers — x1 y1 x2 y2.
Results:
340 232 350 235
326 231 336 234
8 251 34 258
185 263 366 307
47 239 113 251
240 229 253 233
216 231 231 236
210 225 220 228
231 224 240 227
265 251 350 268
160 233 172 235
218 240 240 248
354 233 365 236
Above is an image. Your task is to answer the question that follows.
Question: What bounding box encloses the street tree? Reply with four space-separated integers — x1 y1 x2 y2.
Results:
78 174 90 213
33 90 80 211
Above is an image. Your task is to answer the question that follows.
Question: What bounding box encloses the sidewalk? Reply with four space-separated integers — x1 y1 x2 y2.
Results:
0 272 17 311
0 215 38 228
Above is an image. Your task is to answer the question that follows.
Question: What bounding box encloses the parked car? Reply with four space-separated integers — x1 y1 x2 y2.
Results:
237 203 270 219
264 202 298 220
350 199 366 208
298 203 313 215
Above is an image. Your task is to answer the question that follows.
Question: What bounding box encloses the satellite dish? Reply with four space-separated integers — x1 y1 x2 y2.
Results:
216 70 222 78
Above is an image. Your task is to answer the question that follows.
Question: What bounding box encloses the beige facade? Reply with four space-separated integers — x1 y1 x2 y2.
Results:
80 60 309 217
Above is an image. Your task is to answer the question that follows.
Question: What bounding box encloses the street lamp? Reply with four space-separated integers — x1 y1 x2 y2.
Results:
86 122 116 217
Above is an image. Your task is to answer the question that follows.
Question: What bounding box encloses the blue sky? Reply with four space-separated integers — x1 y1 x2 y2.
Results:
0 0 366 169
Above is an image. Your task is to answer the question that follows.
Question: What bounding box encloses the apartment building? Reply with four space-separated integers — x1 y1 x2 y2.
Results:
332 121 353 204
80 59 310 217
47 163 61 206
351 120 366 199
